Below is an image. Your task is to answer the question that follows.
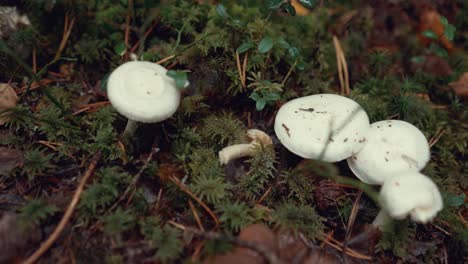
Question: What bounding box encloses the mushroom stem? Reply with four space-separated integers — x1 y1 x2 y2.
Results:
123 119 138 136
371 210 391 230
219 144 254 165
218 129 273 165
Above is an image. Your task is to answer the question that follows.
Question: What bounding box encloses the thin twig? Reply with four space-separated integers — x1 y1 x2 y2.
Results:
169 176 220 226
235 51 245 88
156 54 176 65
333 36 350 96
129 20 159 54
23 152 102 264
108 147 158 212
429 128 445 148
189 200 205 231
318 232 372 260
242 52 248 85
343 190 362 255
32 48 37 74
55 15 75 60
281 60 297 86
256 186 272 205
124 0 133 50
168 221 282 264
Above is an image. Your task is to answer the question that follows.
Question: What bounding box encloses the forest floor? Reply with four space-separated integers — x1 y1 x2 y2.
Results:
0 1 467 263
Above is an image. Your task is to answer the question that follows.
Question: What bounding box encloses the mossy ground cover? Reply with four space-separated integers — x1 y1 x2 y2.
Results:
0 0 467 263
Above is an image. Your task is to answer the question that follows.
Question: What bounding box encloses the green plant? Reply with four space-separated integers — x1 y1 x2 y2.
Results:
23 147 55 179
140 217 183 262
217 201 253 232
18 199 59 229
272 203 324 240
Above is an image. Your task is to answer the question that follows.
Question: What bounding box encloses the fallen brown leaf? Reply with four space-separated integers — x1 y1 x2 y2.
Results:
0 147 23 176
0 83 18 125
449 72 468 102
412 54 452 77
419 10 453 51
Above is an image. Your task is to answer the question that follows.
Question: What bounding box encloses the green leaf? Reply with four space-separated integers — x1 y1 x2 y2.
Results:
266 0 285 10
410 56 425 64
100 73 110 92
422 30 438 39
444 24 456 41
298 0 317 9
167 70 188 89
444 193 466 207
113 42 127 56
236 42 254 54
276 37 290 49
258 36 274 53
250 92 260 100
256 99 266 111
297 61 305 70
440 16 449 27
288 47 299 59
429 43 448 58
282 3 296 16
264 92 281 101
216 4 229 19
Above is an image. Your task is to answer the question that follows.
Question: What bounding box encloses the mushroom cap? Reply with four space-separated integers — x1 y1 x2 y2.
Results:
274 94 370 162
347 120 430 185
379 171 443 223
107 61 180 123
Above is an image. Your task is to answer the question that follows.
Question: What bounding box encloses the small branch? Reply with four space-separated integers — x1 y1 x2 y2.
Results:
429 128 445 148
129 20 159 54
242 52 248 85
317 232 372 260
343 190 362 254
169 176 220 226
156 54 176 65
281 60 297 86
333 36 350 96
168 221 282 264
23 152 102 264
235 51 245 88
32 48 37 74
188 200 205 231
55 14 75 60
124 0 133 49
108 147 159 212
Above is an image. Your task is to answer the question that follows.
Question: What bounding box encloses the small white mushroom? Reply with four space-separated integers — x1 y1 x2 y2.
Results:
378 171 443 224
107 61 184 136
0 6 30 38
219 129 273 165
347 120 430 185
274 94 370 162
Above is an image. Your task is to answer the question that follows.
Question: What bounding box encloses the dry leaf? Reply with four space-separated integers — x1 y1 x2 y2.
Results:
419 10 453 51
0 83 19 125
449 72 468 102
0 147 23 176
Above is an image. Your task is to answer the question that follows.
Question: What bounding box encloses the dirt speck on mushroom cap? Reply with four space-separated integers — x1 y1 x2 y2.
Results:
347 120 430 185
274 94 370 162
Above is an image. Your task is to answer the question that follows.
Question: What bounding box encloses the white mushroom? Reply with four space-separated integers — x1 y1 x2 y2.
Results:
347 120 430 185
378 171 443 224
107 61 182 136
219 129 272 165
274 94 370 162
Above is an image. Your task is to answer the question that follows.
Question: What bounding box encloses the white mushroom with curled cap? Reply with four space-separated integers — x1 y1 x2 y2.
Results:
219 129 273 165
274 94 370 162
347 120 430 185
107 61 186 136
371 171 443 229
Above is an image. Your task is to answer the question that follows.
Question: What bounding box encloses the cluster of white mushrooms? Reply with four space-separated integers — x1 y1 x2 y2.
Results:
273 94 443 227
105 59 442 227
